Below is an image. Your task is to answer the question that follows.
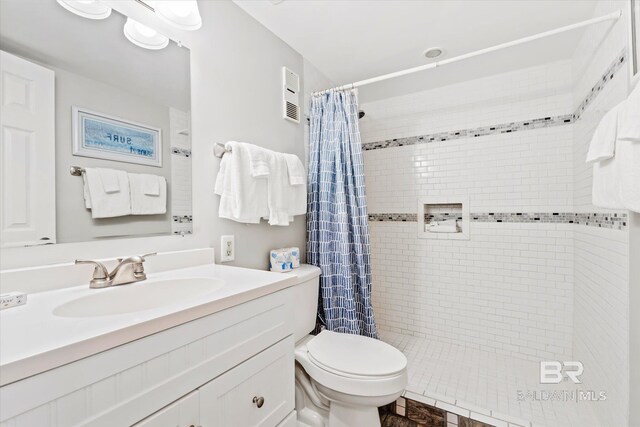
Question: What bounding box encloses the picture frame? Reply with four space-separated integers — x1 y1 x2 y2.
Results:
72 106 162 167
631 0 639 79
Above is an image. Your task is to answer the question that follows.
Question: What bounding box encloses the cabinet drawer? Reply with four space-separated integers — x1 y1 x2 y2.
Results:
133 391 199 427
199 336 294 427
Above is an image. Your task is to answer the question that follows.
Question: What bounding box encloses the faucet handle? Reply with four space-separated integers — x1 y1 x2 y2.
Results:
141 252 157 261
75 260 109 279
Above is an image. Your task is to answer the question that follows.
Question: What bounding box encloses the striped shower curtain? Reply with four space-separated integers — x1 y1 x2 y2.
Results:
306 89 378 338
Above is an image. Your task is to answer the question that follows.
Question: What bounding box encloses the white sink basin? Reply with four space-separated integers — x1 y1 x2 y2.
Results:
53 278 224 318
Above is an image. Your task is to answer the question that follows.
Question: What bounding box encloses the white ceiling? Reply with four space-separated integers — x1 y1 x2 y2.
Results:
0 0 190 111
234 0 601 102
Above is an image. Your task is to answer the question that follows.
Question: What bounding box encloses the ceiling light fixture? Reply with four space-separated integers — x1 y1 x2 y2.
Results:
123 18 169 50
424 47 444 59
152 1 202 31
56 0 112 20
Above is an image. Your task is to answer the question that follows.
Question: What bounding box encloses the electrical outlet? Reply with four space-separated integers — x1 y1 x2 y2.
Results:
220 235 235 262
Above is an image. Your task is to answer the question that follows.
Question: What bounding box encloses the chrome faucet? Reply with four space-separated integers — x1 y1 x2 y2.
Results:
75 253 157 289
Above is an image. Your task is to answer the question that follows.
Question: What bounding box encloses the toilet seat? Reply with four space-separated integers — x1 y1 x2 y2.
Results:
295 331 408 398
307 330 407 378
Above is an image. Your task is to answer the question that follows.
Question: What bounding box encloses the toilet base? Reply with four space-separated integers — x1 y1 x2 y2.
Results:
328 401 381 427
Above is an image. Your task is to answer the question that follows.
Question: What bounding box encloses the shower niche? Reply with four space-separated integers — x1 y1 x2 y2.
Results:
418 197 470 240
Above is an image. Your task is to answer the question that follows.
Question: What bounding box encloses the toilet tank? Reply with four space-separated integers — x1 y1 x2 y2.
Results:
287 264 321 342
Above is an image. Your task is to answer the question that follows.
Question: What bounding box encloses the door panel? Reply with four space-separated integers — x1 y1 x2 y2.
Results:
0 50 55 247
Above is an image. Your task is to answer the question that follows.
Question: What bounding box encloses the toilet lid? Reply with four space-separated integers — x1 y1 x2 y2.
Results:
306 330 407 377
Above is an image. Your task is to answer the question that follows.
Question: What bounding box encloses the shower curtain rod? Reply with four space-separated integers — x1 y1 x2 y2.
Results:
313 10 622 95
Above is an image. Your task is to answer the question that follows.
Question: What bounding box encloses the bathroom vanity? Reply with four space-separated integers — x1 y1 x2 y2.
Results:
0 250 319 426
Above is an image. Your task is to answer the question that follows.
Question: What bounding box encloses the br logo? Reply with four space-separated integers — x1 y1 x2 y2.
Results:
540 361 584 384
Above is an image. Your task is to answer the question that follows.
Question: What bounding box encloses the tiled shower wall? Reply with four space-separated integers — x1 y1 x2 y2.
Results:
361 2 632 424
361 61 576 360
571 1 630 425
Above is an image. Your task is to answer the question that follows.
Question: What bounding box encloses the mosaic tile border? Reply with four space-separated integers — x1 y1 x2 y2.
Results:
171 147 192 157
362 50 626 152
368 212 628 230
172 215 193 223
362 114 572 151
573 49 627 121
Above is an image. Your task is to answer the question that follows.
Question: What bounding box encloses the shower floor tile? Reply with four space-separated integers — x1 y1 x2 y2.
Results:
380 330 597 427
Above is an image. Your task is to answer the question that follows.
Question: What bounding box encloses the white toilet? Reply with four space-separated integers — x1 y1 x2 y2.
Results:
291 266 408 427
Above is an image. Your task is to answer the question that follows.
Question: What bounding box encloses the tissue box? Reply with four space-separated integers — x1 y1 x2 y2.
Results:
269 247 300 272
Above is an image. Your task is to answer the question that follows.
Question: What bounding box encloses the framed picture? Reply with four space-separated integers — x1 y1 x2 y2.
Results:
72 106 162 167
631 0 639 79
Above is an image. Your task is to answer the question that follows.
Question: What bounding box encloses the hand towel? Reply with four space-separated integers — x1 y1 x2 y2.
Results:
241 141 270 178
592 157 624 209
283 153 305 186
214 141 269 223
140 174 161 196
129 173 167 215
100 171 121 193
617 81 640 142
586 104 621 163
83 168 131 218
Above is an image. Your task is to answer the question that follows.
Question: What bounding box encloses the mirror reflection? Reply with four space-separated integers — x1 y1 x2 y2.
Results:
0 0 192 248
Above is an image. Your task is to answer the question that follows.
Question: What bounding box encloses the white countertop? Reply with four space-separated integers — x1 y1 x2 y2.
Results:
0 263 318 386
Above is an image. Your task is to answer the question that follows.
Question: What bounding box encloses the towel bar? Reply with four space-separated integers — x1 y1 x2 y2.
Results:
70 166 85 176
214 143 231 158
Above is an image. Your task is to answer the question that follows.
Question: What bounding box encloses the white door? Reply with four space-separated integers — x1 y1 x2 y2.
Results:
0 50 56 247
133 391 200 427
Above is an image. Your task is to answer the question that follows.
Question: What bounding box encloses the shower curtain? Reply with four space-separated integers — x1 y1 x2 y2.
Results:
306 89 377 338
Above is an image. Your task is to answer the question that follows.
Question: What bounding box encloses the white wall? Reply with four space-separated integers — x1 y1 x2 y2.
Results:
0 1 308 270
360 61 576 360
571 1 631 426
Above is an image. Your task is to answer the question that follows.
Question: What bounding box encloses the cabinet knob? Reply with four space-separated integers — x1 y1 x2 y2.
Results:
252 396 265 408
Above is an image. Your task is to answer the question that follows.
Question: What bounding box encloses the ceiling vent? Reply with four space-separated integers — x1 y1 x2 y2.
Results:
282 67 300 123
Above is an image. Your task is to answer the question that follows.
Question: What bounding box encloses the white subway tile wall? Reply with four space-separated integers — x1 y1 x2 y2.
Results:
571 1 631 426
361 60 576 360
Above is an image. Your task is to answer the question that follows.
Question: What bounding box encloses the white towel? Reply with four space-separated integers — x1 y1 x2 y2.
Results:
617 81 640 142
617 139 640 212
591 158 624 209
283 153 305 186
129 173 167 215
141 174 160 196
241 141 270 178
586 104 621 163
214 142 269 223
83 168 131 218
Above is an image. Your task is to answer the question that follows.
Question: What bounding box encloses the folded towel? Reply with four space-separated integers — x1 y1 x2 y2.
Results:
617 82 640 142
215 142 269 223
140 174 161 196
426 219 459 233
100 171 121 193
586 104 621 163
83 168 131 218
129 173 167 215
283 153 305 186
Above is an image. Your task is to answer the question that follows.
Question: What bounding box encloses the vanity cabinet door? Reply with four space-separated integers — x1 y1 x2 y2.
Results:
133 391 199 427
199 336 294 427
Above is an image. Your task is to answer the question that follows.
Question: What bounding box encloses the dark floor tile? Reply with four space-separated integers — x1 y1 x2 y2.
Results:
381 413 422 427
459 416 496 427
405 398 446 427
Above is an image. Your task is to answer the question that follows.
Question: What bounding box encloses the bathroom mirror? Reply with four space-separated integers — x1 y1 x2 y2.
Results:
0 0 192 248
